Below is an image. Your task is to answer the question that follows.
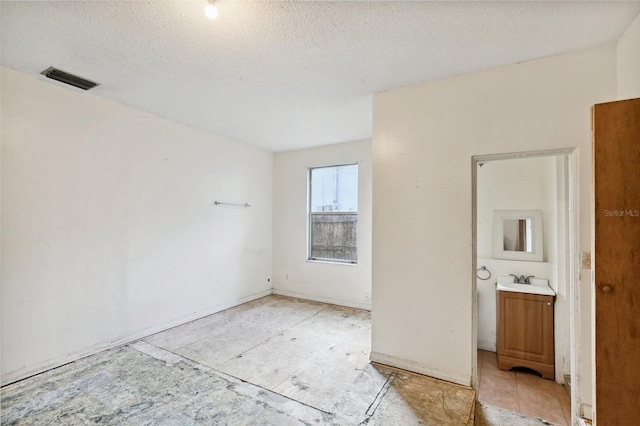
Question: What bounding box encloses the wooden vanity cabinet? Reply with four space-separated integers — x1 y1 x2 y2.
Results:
497 290 555 380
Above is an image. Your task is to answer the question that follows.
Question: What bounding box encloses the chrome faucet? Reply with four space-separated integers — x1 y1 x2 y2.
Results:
510 274 535 284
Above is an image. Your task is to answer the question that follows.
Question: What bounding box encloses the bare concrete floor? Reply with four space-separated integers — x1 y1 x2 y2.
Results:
1 295 556 425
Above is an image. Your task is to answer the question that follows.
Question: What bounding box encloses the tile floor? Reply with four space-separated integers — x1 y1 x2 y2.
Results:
477 349 572 425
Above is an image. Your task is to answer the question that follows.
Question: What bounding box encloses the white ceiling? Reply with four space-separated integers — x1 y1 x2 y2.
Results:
2 1 639 152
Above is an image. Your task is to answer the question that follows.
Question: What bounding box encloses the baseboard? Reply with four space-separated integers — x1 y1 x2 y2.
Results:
577 417 592 426
581 404 593 421
272 288 371 310
369 351 471 387
1 289 272 386
477 340 496 352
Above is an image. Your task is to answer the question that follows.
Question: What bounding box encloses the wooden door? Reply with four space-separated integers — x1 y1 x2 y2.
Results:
592 98 640 425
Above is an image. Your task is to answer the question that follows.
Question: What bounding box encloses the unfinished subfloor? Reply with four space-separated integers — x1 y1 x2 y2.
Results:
2 295 556 425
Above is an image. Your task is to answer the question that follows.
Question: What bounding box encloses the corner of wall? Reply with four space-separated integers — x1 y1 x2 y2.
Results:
616 13 640 100
1 67 274 384
272 140 372 309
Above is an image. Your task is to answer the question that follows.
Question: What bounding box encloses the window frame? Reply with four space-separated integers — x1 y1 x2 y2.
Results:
307 163 358 264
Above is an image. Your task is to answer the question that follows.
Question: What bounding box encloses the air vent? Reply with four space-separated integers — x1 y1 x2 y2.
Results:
40 67 99 90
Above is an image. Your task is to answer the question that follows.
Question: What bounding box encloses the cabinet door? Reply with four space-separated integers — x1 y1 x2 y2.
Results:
498 292 554 365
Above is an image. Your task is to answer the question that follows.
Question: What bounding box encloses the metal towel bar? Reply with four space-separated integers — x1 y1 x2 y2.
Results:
214 201 251 208
476 266 491 280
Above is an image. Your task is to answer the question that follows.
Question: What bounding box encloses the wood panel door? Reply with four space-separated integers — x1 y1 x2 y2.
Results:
497 291 555 379
592 98 640 425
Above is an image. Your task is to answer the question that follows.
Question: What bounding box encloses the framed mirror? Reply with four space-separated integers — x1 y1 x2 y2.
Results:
492 210 543 261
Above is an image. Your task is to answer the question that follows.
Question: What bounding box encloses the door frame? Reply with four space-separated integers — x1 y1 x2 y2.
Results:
471 148 580 424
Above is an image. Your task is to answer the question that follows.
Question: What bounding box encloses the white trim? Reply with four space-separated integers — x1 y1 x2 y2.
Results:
1 289 273 386
472 155 479 390
568 148 581 426
577 418 591 426
369 351 471 386
581 404 593 421
477 339 496 352
473 148 575 163
272 288 371 311
307 163 359 263
306 258 358 266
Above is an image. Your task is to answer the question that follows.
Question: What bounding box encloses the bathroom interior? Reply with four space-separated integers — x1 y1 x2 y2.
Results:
475 154 573 425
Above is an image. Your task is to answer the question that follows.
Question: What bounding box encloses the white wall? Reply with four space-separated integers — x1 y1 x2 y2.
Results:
371 45 616 389
617 13 640 100
272 141 372 309
477 157 557 262
1 67 273 385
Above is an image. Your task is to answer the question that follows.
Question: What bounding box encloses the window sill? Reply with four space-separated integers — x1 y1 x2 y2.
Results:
307 259 358 266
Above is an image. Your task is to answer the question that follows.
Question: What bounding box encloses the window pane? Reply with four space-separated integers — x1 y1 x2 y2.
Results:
310 213 357 262
309 164 358 263
310 165 358 212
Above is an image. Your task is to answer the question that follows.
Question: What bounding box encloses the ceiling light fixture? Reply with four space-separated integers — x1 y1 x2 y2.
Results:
205 0 219 20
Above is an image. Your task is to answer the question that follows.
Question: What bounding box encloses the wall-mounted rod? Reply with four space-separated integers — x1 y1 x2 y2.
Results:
476 266 491 280
214 201 251 208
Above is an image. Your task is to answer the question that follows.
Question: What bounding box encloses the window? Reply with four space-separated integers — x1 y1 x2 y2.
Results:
308 164 358 263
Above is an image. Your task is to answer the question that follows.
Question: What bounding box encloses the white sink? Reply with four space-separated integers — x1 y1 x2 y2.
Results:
496 275 555 296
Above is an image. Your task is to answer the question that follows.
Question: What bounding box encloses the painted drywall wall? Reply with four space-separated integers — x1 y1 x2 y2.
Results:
617 12 640 99
371 45 616 390
476 156 557 351
272 141 372 309
1 67 273 385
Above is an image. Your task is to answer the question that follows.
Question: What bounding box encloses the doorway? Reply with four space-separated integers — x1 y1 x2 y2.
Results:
471 149 579 425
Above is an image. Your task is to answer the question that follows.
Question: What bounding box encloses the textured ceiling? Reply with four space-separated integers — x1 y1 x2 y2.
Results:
2 1 639 151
